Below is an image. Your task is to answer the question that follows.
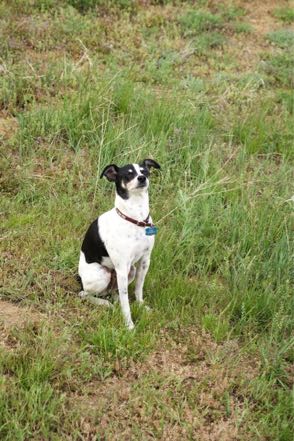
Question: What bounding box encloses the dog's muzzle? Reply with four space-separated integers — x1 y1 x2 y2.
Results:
137 175 147 188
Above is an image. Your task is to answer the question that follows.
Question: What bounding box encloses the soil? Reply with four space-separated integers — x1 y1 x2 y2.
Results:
0 300 42 349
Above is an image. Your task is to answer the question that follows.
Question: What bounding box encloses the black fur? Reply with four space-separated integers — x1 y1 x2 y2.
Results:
115 164 138 200
81 218 109 264
100 163 139 200
100 160 161 200
141 159 161 171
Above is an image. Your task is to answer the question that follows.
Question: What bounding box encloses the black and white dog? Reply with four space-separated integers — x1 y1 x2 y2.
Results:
78 159 160 329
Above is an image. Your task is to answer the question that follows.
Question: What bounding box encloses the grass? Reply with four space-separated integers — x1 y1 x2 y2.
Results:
0 0 293 440
261 52 294 88
267 29 294 48
193 32 227 53
273 7 294 23
179 10 224 35
232 21 252 34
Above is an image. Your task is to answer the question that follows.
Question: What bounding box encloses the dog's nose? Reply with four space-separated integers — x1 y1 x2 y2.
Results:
138 175 146 183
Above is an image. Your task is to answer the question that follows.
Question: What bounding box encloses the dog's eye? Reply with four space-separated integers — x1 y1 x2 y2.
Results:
125 170 135 180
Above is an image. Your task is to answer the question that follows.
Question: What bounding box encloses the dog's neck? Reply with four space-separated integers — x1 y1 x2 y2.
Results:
115 190 150 221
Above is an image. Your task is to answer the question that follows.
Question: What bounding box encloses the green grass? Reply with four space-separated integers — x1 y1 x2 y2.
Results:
218 5 246 21
262 52 294 87
273 7 294 23
232 21 252 34
193 32 227 53
0 0 293 440
267 29 294 48
179 10 224 35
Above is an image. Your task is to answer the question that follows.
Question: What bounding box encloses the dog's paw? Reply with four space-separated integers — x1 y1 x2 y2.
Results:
79 290 87 298
137 301 152 312
79 292 113 308
126 321 135 330
143 304 152 312
88 297 113 308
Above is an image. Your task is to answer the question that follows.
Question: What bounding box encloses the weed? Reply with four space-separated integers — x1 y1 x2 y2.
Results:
180 10 224 35
233 21 252 34
194 31 226 53
267 29 294 48
262 52 294 87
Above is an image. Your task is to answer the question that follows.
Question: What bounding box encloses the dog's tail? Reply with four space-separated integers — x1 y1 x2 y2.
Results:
75 274 83 290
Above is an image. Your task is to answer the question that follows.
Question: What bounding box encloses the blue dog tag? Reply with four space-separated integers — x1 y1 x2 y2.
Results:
145 226 158 236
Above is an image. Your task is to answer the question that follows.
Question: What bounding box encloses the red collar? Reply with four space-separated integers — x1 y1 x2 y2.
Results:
116 208 153 227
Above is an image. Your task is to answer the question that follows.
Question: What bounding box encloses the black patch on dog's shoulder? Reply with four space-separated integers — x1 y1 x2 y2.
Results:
81 218 109 264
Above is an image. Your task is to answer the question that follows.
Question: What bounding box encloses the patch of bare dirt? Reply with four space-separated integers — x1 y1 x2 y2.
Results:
70 328 260 440
0 300 42 349
0 117 18 140
231 0 288 71
242 0 285 35
0 300 41 328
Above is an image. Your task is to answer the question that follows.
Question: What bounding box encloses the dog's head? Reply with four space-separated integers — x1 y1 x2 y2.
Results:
100 159 161 200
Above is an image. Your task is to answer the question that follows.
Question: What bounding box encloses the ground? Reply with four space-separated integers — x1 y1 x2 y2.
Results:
0 0 293 440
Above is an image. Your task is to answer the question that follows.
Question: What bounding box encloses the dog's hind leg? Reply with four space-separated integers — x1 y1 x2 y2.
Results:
79 263 112 307
79 291 113 307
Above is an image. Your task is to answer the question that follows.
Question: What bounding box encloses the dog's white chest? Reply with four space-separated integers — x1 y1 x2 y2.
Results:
99 209 154 268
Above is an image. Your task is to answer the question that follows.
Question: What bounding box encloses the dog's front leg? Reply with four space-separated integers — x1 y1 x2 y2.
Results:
135 257 150 305
116 267 134 330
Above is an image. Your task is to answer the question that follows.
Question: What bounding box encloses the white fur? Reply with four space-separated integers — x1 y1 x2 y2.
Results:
78 164 155 329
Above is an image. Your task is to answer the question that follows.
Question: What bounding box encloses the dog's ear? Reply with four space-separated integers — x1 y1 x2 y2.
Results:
142 159 161 170
100 164 119 182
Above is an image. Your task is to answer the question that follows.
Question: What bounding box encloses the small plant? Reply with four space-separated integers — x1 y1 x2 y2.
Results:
219 5 246 21
262 52 294 87
233 22 252 34
194 32 226 53
68 0 135 12
267 29 294 48
202 313 229 342
180 10 223 35
277 91 294 114
273 7 294 23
